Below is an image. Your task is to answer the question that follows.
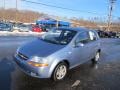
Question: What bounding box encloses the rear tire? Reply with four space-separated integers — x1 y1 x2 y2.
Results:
52 62 68 81
92 51 100 63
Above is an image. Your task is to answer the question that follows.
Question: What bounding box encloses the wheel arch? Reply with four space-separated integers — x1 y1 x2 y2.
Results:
61 60 70 68
98 49 101 53
49 59 70 78
51 59 70 81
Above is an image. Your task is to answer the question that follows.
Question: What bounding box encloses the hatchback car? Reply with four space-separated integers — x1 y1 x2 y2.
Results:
14 27 101 81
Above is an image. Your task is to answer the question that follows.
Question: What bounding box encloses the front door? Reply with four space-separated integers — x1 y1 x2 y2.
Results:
69 31 94 68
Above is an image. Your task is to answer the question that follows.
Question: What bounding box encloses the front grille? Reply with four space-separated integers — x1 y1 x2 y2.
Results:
17 52 29 60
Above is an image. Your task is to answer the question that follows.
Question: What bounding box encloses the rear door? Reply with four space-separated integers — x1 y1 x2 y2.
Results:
87 31 100 58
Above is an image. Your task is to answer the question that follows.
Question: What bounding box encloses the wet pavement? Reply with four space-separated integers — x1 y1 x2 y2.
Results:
0 36 120 90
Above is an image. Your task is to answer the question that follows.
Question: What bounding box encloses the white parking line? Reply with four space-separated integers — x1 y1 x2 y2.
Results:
71 80 81 87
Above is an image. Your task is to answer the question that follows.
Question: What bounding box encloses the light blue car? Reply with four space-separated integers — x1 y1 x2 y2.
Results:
14 27 101 81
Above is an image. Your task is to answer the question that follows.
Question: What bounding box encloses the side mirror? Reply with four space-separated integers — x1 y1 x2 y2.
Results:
73 42 84 48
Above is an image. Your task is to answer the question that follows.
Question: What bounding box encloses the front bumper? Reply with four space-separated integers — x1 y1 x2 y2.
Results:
14 54 51 78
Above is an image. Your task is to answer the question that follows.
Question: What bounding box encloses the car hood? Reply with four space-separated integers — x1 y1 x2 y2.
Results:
19 38 66 58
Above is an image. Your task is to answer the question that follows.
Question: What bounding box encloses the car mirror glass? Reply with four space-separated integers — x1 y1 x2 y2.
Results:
73 42 84 48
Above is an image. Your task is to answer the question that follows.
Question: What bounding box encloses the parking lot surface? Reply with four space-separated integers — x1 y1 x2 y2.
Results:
0 36 120 90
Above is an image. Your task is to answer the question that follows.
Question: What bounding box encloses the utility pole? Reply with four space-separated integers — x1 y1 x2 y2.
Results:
3 0 5 11
15 0 18 23
107 0 116 31
3 0 5 21
56 16 59 28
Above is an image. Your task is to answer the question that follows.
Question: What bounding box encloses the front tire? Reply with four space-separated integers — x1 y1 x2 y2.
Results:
52 62 68 81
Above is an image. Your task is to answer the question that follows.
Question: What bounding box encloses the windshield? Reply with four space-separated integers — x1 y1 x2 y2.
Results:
41 29 77 45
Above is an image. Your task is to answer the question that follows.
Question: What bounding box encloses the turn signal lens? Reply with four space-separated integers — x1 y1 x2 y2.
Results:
28 61 48 67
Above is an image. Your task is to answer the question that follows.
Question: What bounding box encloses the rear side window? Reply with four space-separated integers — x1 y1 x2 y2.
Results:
89 31 98 41
75 31 98 44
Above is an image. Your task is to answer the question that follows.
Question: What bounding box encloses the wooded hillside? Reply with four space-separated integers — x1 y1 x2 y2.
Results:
0 8 120 31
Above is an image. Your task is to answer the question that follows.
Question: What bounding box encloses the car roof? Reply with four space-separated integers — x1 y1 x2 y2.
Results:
55 27 92 32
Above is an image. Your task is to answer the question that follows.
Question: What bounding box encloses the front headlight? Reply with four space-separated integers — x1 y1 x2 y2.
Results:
27 61 48 67
28 56 48 67
30 56 43 62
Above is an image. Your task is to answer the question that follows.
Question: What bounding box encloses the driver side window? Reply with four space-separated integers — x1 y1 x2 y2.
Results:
75 31 90 44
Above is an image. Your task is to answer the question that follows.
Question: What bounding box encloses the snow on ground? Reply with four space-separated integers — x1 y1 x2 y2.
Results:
0 32 46 36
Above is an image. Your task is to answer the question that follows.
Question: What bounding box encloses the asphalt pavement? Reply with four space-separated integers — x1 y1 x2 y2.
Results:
0 36 120 90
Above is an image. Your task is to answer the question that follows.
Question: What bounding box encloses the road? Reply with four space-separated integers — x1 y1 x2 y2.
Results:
0 36 120 90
